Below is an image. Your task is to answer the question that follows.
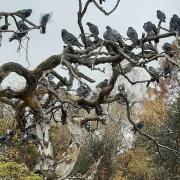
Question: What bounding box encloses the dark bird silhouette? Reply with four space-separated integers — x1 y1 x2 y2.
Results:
143 21 158 43
17 20 29 31
9 32 26 42
162 43 173 57
127 27 138 44
169 14 180 33
103 26 124 47
77 85 90 98
40 13 51 34
61 29 83 48
157 10 166 22
0 23 11 30
18 9 32 19
96 79 108 89
132 121 144 134
86 22 99 37
99 0 105 4
118 83 125 94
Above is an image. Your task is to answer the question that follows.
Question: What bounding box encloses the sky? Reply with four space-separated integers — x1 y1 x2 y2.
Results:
0 0 180 88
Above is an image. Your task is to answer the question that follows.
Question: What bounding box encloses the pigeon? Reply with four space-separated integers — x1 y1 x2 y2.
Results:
127 27 138 44
18 9 32 19
157 10 166 22
9 32 26 42
143 21 158 43
148 66 160 84
47 73 54 81
103 26 124 46
132 121 144 134
169 14 180 32
162 43 173 57
96 79 108 89
99 0 105 4
17 20 29 31
40 13 51 34
0 23 11 30
77 85 90 98
86 22 99 37
118 83 125 94
61 29 83 48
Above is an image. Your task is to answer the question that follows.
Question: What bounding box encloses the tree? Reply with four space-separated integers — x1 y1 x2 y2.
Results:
0 0 180 179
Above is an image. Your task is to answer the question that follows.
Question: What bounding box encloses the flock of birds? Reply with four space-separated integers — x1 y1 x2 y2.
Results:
0 9 51 42
61 10 180 55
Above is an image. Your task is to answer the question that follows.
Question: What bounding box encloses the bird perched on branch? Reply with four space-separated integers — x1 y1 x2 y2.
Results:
103 26 124 47
61 29 83 48
18 9 32 19
169 14 180 33
0 23 11 30
157 10 166 23
143 21 158 43
17 20 29 31
127 27 139 45
86 22 99 37
96 79 108 89
148 66 160 85
40 13 52 34
131 121 144 134
99 0 105 4
9 32 26 42
77 84 90 98
162 43 173 57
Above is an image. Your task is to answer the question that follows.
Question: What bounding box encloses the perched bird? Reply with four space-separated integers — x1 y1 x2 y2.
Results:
163 63 172 78
162 43 173 57
132 121 144 134
127 27 138 44
103 26 124 47
96 79 108 89
9 32 26 42
0 23 11 30
61 29 83 48
47 73 54 81
118 83 125 94
148 66 160 84
86 22 99 37
17 20 29 31
18 9 32 19
157 10 166 22
99 0 105 4
143 21 158 43
40 13 51 34
77 85 90 98
169 14 180 32
95 105 104 116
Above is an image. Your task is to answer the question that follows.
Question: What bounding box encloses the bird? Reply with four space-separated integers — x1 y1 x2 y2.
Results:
40 13 51 34
148 66 160 84
0 23 11 30
157 10 166 22
96 79 108 89
95 105 104 116
103 26 124 47
99 0 105 4
118 83 125 94
169 14 180 33
162 43 173 57
17 20 29 31
76 85 90 98
47 73 54 81
9 32 26 42
143 21 158 43
131 121 144 134
61 29 83 48
127 27 138 44
18 9 32 19
86 22 99 37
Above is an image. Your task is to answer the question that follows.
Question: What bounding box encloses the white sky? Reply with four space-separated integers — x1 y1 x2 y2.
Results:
0 0 179 88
